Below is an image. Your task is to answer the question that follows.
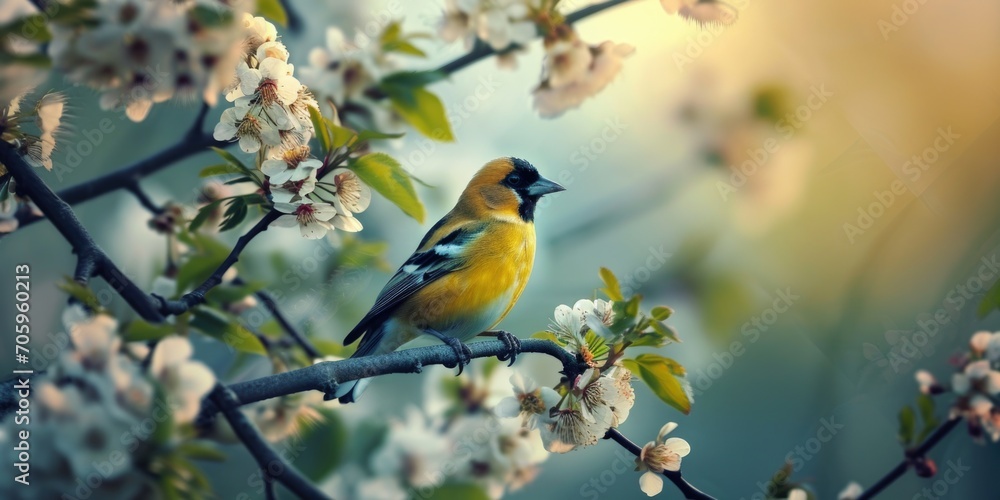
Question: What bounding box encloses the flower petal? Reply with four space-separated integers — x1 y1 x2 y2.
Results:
638 471 663 496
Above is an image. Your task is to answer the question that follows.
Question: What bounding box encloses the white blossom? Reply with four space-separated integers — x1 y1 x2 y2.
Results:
148 335 216 424
273 200 340 239
635 422 692 496
534 41 634 118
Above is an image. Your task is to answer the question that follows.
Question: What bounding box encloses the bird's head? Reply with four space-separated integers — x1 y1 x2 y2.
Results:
459 157 565 222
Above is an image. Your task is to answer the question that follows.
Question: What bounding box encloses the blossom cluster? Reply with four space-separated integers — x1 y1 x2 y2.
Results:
322 363 549 499
497 366 635 452
916 330 1000 443
0 306 217 499
211 14 373 239
49 0 248 121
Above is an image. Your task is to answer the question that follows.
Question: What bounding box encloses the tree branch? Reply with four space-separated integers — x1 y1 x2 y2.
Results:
193 338 716 499
855 417 963 500
209 383 330 499
0 142 165 322
11 103 224 232
360 0 634 102
158 210 281 315
125 181 164 214
236 277 321 359
605 428 715 500
198 339 585 421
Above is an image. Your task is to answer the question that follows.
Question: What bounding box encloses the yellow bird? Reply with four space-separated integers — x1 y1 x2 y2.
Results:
334 157 565 403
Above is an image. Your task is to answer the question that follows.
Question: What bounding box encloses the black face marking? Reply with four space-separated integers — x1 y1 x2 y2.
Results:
504 157 542 222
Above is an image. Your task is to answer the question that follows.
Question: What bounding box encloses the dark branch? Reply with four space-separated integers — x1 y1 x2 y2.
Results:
278 0 303 33
125 182 164 214
605 428 715 500
856 417 963 500
209 384 329 499
158 210 281 315
0 142 165 322
238 278 321 359
198 339 585 422
193 338 715 499
12 103 224 231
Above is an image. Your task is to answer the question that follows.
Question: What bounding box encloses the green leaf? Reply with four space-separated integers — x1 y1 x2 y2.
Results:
58 278 102 311
651 305 673 321
190 5 234 27
308 105 332 153
898 405 915 446
649 319 681 343
330 122 356 149
634 353 686 377
123 320 176 342
212 147 252 174
0 14 52 43
219 197 249 231
625 353 692 414
355 129 405 144
384 86 454 142
349 152 425 222
176 255 222 294
190 308 267 355
425 483 491 500
295 409 348 481
199 163 244 178
178 441 227 462
381 70 447 88
599 267 624 301
189 199 224 232
379 21 403 45
383 39 426 57
255 0 287 26
915 394 939 443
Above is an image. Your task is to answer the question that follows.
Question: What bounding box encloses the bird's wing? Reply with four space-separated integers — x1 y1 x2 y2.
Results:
343 220 486 346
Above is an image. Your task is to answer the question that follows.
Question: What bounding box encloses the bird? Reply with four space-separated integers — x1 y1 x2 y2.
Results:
332 157 565 403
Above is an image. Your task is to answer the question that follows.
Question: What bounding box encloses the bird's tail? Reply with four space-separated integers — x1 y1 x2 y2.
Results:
332 329 381 404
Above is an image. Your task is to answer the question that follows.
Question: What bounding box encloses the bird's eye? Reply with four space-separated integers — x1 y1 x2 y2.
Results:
507 174 522 187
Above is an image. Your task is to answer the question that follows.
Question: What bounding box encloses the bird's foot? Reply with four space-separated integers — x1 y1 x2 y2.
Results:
484 330 521 366
427 330 472 375
441 337 473 375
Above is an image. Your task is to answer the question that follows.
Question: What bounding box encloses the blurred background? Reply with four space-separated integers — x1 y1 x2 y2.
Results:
3 0 1000 498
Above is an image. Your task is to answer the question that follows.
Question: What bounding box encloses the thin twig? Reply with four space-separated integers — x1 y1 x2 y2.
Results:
246 281 322 359
856 417 963 500
0 142 165 322
125 182 164 214
604 428 715 500
158 210 281 315
209 384 329 499
361 0 634 102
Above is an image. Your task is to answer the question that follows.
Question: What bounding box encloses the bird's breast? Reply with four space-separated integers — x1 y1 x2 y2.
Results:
396 222 536 340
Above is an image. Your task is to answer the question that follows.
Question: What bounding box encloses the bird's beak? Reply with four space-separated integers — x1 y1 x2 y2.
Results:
526 176 566 196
